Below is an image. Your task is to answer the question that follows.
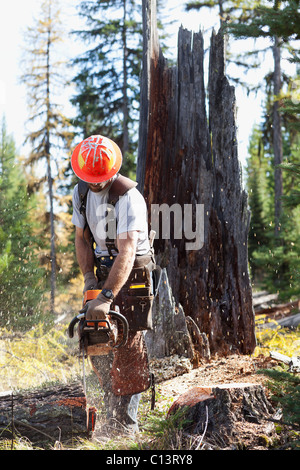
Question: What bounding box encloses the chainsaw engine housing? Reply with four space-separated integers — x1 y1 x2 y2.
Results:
79 317 119 356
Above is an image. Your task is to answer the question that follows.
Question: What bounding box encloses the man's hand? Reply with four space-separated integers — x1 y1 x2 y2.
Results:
82 293 112 320
83 271 98 293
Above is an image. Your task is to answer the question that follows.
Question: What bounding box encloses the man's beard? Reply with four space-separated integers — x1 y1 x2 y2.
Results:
88 180 111 192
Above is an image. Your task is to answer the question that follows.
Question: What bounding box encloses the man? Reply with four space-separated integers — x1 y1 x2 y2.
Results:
71 135 154 436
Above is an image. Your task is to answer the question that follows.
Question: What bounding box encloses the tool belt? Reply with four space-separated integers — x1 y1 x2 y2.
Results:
95 253 156 332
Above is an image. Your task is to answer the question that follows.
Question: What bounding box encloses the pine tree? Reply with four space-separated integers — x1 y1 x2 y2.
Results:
0 120 47 329
246 121 300 298
226 0 300 45
246 126 269 269
185 0 265 89
225 0 299 298
71 0 143 178
185 0 258 26
227 1 300 228
20 0 73 313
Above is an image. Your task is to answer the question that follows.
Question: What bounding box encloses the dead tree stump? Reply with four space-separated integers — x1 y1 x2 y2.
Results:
138 0 255 357
168 383 276 446
0 382 96 446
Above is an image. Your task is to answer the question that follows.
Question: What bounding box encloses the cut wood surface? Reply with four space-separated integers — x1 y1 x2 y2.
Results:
0 382 96 446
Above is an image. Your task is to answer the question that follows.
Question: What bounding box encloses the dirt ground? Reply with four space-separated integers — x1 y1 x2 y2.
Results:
152 353 273 399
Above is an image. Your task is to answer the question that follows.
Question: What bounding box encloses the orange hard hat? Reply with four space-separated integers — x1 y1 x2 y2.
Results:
71 135 122 183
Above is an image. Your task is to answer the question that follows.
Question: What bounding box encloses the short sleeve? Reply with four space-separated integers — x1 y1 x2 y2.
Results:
115 188 148 236
71 184 85 229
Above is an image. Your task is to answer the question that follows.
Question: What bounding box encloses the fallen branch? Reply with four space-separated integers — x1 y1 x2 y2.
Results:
255 299 300 317
269 351 300 373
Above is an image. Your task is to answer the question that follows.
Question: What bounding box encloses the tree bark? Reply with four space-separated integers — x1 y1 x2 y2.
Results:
0 383 96 446
145 268 195 360
122 0 129 156
272 36 283 239
168 383 276 446
46 7 56 315
138 0 255 356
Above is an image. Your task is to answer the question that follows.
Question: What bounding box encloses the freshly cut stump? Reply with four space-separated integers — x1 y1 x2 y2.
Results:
0 382 97 446
168 383 276 446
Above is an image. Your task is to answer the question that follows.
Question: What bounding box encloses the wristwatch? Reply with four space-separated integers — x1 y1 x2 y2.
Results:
101 288 114 301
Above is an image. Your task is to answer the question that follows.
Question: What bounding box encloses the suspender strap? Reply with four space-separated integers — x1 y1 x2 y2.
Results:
106 175 137 254
78 180 93 248
108 174 137 205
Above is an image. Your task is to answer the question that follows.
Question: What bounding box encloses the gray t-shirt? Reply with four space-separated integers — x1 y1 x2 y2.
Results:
71 181 150 257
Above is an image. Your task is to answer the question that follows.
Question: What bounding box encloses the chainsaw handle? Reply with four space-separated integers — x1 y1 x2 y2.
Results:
109 310 129 348
67 310 129 348
67 313 85 338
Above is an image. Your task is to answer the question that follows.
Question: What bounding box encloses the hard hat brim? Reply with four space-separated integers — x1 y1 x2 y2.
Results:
71 137 123 183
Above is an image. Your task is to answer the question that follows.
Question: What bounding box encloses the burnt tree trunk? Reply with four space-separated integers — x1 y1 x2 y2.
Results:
138 0 255 356
0 382 96 446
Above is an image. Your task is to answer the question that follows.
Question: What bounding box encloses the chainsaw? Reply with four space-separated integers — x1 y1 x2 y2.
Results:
68 289 129 394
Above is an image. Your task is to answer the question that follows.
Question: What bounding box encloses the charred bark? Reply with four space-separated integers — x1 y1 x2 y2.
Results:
0 382 96 446
138 0 255 356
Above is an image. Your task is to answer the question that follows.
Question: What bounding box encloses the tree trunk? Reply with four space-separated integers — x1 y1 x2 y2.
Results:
122 0 129 156
0 383 96 446
137 0 255 356
168 383 277 447
145 268 195 360
46 16 56 315
272 36 283 239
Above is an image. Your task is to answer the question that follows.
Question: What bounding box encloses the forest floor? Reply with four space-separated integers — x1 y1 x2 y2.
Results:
85 352 291 451
57 288 300 450
1 286 299 451
152 352 271 402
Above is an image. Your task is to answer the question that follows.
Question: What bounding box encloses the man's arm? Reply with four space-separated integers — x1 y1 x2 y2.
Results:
84 231 138 320
75 226 98 292
103 231 138 297
75 226 95 275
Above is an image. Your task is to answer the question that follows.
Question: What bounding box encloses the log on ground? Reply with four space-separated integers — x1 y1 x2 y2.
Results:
0 382 96 446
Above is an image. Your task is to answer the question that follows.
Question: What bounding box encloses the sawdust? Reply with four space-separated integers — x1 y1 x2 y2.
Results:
151 353 272 403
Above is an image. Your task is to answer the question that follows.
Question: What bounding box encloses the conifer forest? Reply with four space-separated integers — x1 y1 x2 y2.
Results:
0 0 299 451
